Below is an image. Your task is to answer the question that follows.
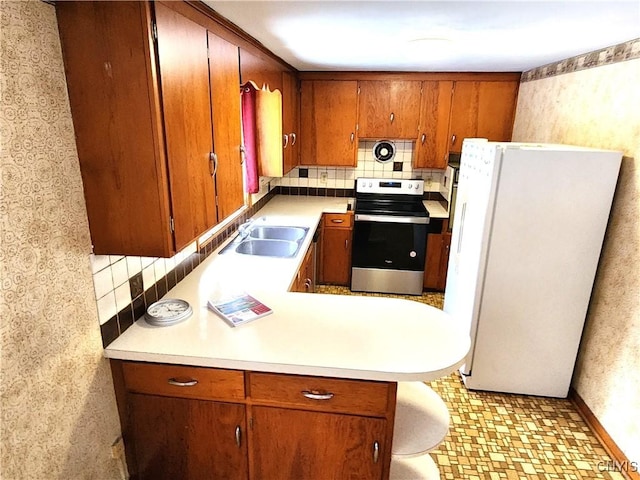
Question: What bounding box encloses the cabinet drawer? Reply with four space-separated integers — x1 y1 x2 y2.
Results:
122 362 245 401
323 212 353 228
249 372 392 417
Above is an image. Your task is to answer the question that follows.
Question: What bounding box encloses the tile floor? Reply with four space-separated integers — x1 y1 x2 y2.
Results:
317 285 623 480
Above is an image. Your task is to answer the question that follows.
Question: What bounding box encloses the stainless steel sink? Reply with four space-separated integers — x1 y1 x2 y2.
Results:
218 223 309 258
234 239 301 258
249 226 308 241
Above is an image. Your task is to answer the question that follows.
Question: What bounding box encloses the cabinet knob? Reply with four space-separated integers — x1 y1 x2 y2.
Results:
235 425 242 448
301 390 334 401
209 152 218 176
372 441 380 463
167 378 198 387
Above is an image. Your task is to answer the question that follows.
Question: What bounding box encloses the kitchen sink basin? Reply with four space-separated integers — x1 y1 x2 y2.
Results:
249 226 308 242
234 239 301 258
218 223 309 258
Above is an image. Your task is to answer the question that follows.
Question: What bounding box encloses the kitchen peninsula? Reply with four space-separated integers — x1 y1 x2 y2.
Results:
105 195 469 479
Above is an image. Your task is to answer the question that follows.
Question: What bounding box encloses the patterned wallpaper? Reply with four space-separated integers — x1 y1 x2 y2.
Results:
0 2 123 479
512 46 640 462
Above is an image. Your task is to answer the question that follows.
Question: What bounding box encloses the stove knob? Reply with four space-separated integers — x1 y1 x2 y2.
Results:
408 184 413 189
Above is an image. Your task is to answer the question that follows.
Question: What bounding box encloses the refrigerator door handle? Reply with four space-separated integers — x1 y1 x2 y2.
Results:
457 202 467 254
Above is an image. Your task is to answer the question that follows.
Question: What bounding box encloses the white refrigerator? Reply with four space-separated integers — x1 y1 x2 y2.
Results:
444 139 622 398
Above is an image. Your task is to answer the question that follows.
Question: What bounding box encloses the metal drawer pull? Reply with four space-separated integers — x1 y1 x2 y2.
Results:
167 378 198 387
350 132 355 143
421 133 426 145
389 112 395 123
235 426 242 447
331 219 344 223
451 134 456 145
301 390 334 400
283 134 289 148
290 132 297 145
373 441 380 463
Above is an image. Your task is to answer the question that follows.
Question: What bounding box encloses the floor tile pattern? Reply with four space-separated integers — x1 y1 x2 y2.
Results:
317 285 621 479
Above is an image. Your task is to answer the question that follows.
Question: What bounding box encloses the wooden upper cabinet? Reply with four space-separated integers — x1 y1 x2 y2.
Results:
239 48 282 91
56 1 247 256
282 70 300 175
300 80 359 166
155 3 217 251
358 80 422 139
207 31 244 220
56 1 173 257
448 80 519 153
414 81 453 169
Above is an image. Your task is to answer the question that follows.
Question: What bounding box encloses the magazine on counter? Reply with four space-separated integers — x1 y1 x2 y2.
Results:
207 293 272 327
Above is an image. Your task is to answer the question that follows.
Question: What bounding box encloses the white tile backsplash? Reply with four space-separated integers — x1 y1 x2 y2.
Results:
282 140 444 192
111 257 129 288
92 266 113 300
96 291 117 325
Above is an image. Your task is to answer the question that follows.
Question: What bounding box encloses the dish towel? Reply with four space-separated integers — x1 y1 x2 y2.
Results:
241 81 259 194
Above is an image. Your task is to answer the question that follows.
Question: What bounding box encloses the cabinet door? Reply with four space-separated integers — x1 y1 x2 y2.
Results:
129 394 247 480
56 1 174 257
448 81 519 153
300 80 358 166
476 81 519 143
414 81 453 169
251 406 386 480
208 31 244 220
358 80 422 139
424 231 452 291
282 70 300 175
155 3 217 250
321 227 352 286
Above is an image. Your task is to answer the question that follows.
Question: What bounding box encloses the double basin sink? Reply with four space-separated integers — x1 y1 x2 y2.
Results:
220 225 309 258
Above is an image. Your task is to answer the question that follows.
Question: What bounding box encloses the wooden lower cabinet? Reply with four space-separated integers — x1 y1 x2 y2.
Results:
424 229 452 292
112 360 396 480
320 213 353 286
291 241 315 292
250 406 387 479
129 394 248 480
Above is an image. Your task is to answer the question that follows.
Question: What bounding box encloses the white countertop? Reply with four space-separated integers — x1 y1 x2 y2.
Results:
424 200 449 219
105 195 468 382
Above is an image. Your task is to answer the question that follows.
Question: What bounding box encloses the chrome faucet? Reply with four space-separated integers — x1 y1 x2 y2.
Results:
237 220 253 240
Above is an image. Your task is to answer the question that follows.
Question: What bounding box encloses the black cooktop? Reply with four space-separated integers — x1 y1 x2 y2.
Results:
354 197 428 217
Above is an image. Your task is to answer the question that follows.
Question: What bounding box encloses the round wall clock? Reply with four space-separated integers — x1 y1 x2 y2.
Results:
144 298 193 326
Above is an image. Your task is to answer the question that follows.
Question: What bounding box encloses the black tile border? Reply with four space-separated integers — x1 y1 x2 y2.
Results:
522 38 640 82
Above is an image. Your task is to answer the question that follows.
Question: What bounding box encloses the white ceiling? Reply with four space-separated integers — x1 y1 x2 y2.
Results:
204 1 640 72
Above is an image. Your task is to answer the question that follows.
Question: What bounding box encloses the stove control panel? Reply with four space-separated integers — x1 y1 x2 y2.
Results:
356 178 425 196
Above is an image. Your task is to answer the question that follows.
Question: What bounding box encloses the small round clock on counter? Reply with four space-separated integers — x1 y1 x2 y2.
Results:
144 298 193 326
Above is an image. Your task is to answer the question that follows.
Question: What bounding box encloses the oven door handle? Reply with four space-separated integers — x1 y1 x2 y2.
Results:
355 214 430 225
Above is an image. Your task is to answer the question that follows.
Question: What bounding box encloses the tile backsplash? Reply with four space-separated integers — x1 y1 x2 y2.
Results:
278 140 445 192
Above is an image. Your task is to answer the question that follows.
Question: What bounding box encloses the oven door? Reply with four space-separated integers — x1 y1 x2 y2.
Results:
352 215 428 271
